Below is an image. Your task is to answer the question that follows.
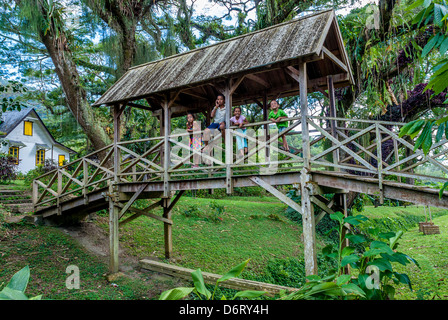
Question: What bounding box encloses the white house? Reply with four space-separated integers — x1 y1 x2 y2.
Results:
0 108 76 173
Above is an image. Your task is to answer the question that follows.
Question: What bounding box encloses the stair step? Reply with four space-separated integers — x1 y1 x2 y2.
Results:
0 190 27 195
0 192 30 196
1 199 33 204
5 203 34 214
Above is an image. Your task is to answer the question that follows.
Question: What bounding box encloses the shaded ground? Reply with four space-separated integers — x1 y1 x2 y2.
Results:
0 208 185 300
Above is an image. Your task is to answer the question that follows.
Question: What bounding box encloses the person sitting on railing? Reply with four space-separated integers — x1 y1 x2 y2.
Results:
230 106 249 158
186 112 201 168
268 100 290 152
203 94 226 144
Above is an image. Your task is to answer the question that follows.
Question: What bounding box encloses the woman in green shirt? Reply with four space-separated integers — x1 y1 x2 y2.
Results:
268 100 290 152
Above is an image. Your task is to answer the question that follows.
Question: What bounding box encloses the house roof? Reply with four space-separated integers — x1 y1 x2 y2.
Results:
92 9 354 110
0 107 33 135
0 108 77 154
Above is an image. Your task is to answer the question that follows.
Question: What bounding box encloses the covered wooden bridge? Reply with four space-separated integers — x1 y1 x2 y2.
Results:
32 10 448 276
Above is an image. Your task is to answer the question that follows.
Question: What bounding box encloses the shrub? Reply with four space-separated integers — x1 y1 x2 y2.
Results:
24 160 58 187
0 153 19 183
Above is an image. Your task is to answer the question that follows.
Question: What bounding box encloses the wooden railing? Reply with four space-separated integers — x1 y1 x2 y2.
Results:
33 116 448 212
32 144 116 212
308 116 448 187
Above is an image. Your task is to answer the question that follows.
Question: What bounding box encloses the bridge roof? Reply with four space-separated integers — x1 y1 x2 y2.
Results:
93 9 354 113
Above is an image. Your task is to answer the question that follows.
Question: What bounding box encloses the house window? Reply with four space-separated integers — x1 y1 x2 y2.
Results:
36 149 45 166
58 155 65 166
8 147 19 164
24 121 33 136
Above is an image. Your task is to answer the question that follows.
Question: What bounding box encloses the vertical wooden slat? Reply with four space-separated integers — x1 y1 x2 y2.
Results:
299 63 310 169
393 138 401 183
83 159 89 205
376 123 384 204
32 180 38 211
263 91 270 159
163 99 171 198
57 169 62 215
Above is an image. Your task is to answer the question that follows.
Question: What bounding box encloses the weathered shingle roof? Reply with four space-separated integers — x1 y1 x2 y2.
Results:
93 9 339 107
0 107 34 135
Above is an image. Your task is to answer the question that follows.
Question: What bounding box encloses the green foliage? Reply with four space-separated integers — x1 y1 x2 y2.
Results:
182 200 225 223
0 266 42 300
0 153 18 183
285 189 339 243
0 80 28 112
399 1 448 160
23 160 57 188
282 212 418 300
248 256 337 289
159 259 266 300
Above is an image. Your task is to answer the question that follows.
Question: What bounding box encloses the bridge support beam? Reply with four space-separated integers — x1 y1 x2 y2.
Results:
109 197 120 274
298 62 318 277
109 103 124 274
301 169 318 276
163 190 185 259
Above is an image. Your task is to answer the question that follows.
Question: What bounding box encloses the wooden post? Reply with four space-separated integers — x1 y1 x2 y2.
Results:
299 62 317 276
393 138 401 183
263 91 270 159
162 97 173 258
163 98 171 198
301 169 317 276
57 168 62 215
328 75 349 273
327 75 339 168
163 190 185 259
376 123 384 204
224 80 233 194
300 63 310 168
83 159 89 205
158 112 164 168
109 104 122 274
32 180 38 212
163 197 173 258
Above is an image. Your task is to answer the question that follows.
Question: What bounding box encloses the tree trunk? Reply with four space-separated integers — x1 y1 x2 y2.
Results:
40 32 111 151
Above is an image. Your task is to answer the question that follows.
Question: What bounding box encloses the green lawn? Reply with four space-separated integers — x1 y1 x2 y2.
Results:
116 196 311 274
356 205 448 220
393 214 448 300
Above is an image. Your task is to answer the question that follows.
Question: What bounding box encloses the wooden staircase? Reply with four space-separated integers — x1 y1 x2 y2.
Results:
0 186 33 214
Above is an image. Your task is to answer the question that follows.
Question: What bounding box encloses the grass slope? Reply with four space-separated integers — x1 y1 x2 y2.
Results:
111 196 312 274
1 194 447 300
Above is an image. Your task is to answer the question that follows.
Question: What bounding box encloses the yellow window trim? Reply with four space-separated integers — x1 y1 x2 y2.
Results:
36 149 45 166
24 121 33 136
58 154 65 166
8 147 19 164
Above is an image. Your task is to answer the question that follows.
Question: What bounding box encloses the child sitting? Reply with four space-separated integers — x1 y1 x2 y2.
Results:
186 113 201 168
230 106 249 157
268 100 290 152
